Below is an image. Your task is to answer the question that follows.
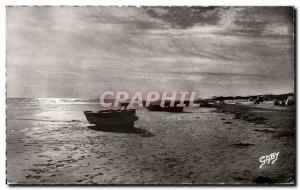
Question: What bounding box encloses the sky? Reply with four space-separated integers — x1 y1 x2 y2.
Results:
6 6 294 98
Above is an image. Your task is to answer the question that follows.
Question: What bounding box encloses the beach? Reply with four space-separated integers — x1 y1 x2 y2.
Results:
6 98 295 184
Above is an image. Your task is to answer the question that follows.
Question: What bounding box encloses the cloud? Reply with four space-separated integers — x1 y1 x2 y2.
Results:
6 6 294 98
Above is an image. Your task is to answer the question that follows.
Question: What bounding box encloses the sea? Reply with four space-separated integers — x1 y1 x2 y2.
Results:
7 98 102 123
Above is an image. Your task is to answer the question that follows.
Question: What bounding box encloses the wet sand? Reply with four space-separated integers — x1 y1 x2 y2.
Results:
7 100 295 184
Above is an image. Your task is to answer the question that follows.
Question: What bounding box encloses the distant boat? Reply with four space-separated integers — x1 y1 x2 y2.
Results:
147 100 184 112
164 106 184 112
84 108 138 128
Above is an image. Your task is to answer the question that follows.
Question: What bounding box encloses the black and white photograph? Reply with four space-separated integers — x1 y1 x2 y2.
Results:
6 5 295 185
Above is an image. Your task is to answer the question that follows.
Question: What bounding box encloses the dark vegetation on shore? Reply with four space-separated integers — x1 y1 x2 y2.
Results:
212 101 295 184
200 92 294 101
214 103 295 139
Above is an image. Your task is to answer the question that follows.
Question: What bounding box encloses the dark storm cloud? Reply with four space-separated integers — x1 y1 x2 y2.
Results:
144 7 293 36
144 6 221 29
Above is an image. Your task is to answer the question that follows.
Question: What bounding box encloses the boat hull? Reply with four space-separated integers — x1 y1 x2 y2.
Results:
84 109 138 128
165 106 184 112
147 104 184 112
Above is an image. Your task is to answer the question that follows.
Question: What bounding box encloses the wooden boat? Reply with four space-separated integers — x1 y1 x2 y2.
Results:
164 106 184 112
147 100 184 112
84 108 138 128
147 104 165 111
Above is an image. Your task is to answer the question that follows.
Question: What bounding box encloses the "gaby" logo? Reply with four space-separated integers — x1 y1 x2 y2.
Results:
259 152 280 169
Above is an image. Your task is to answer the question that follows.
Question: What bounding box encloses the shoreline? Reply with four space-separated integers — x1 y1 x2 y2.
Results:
6 101 295 184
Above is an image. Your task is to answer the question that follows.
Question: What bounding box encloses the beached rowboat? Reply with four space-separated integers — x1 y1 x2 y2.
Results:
84 109 138 128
